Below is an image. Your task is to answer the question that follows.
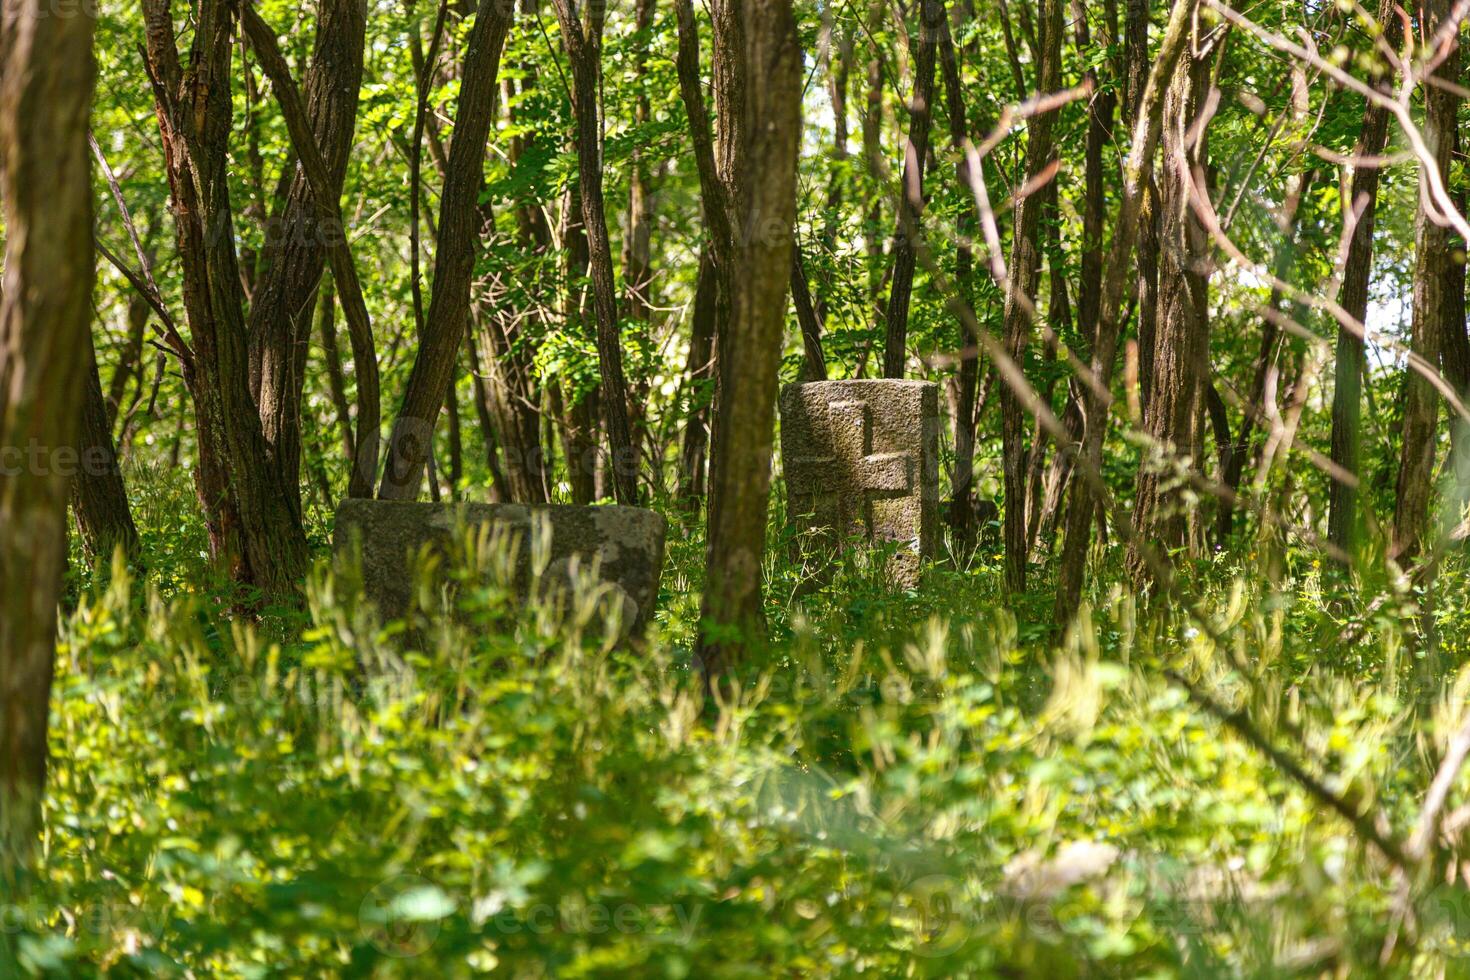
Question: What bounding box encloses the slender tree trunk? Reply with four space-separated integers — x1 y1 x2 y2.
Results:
880 0 943 379
379 0 515 499
1127 43 1212 584
622 0 659 474
1052 0 1195 626
1123 0 1161 413
1023 185 1071 554
936 15 983 546
241 3 383 501
246 0 366 514
791 243 828 381
696 0 802 675
561 181 599 505
0 0 96 883
473 63 549 504
141 0 309 597
1033 0 1118 551
552 0 639 506
109 290 151 429
623 0 655 326
862 0 886 328
672 0 737 509
1392 0 1461 565
316 277 357 463
464 335 511 502
818 27 851 324
73 329 140 563
998 0 1062 592
677 249 719 507
1328 0 1402 555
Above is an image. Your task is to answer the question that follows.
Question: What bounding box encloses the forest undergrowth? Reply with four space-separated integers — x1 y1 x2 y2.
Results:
9 471 1470 978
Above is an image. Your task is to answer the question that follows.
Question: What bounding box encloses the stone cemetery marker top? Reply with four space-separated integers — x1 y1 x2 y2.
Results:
779 379 939 586
332 499 667 636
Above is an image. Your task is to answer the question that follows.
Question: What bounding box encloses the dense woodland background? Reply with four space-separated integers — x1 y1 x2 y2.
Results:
15 0 1470 973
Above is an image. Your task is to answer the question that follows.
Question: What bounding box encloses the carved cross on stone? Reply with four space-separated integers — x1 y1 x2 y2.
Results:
788 400 915 541
780 380 940 587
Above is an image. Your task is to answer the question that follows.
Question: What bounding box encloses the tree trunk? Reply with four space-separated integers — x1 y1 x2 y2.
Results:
379 0 515 499
561 181 599 505
1127 44 1212 584
862 0 886 327
73 329 140 564
473 62 549 505
141 0 309 597
998 0 1063 593
1392 0 1461 565
880 0 943 379
791 243 829 382
672 0 737 509
1327 0 1402 556
464 335 511 502
1023 185 1071 555
1052 0 1195 626
1031 0 1119 552
0 0 96 882
696 0 802 675
818 25 851 324
109 289 151 429
624 0 656 323
316 276 357 464
246 0 366 514
677 249 719 507
936 17 983 547
551 0 639 506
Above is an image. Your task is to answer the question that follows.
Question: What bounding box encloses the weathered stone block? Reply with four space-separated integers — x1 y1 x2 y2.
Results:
332 499 667 634
779 379 940 586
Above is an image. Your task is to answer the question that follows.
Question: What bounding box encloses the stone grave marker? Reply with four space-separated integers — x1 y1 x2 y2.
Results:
779 379 940 586
332 499 667 637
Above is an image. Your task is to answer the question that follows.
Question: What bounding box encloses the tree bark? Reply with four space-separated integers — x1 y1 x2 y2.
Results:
1052 0 1196 627
316 277 356 463
1392 0 1461 565
245 0 366 511
937 18 983 545
1127 43 1212 584
474 58 550 504
677 249 719 507
141 0 309 597
464 334 510 502
696 0 802 675
109 289 151 429
1030 0 1118 553
672 0 737 509
551 0 639 506
1327 0 1402 556
791 243 828 382
880 0 943 379
379 0 515 499
0 0 96 882
623 0 656 326
862 0 886 325
560 181 599 505
239 1 381 501
73 330 140 564
998 0 1063 592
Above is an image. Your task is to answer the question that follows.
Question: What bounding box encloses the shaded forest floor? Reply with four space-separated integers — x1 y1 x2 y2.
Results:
13 470 1470 977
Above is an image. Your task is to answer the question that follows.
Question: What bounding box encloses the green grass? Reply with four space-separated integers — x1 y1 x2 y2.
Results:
10 477 1470 976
